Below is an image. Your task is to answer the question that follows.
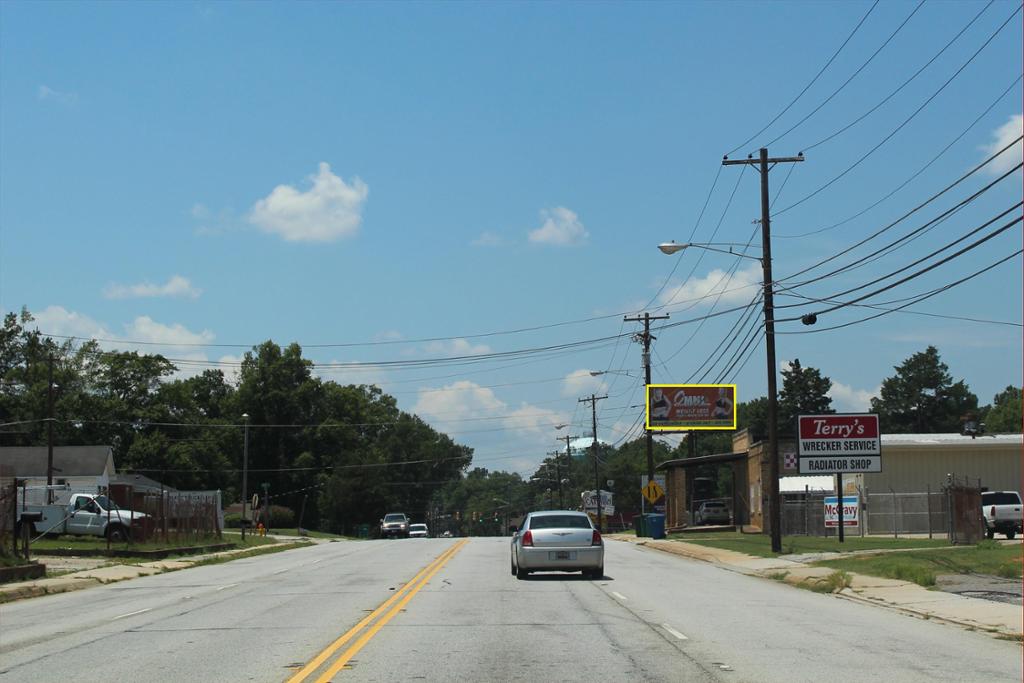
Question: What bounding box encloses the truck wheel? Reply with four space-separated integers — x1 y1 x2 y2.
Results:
107 526 129 543
1006 530 1016 540
986 528 995 540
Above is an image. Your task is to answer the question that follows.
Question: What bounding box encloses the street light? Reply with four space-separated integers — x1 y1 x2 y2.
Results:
588 370 637 378
241 413 250 541
660 236 783 552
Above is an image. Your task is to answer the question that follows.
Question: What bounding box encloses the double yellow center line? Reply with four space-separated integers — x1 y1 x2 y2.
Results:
287 539 468 683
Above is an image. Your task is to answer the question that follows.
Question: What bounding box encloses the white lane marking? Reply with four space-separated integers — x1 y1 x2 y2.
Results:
114 608 152 620
662 623 688 640
611 591 628 602
311 559 323 564
273 568 290 575
217 583 238 592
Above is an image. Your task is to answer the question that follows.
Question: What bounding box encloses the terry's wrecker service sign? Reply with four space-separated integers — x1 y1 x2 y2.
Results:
797 413 882 474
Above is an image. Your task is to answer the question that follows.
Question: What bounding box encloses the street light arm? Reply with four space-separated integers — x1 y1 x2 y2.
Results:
659 241 762 262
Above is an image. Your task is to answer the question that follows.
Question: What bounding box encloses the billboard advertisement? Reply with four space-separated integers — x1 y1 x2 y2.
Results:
646 384 736 431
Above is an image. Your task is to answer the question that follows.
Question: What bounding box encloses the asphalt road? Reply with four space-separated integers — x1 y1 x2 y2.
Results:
0 538 1019 682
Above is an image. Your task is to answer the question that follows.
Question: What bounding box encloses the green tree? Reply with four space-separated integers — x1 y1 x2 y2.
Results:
870 346 977 433
981 386 1022 433
778 358 834 437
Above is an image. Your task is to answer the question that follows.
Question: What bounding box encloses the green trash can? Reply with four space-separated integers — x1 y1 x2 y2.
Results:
634 514 647 537
357 523 370 539
649 513 666 539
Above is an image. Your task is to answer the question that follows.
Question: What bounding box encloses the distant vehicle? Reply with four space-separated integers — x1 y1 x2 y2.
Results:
15 489 143 542
409 523 429 538
981 491 1022 540
440 530 453 538
510 510 603 580
380 512 410 539
695 501 731 526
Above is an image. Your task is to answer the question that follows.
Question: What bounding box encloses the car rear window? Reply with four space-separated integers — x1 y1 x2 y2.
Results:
528 515 592 530
982 492 1021 505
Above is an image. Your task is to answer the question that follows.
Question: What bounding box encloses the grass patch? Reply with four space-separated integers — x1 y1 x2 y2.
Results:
791 570 853 594
668 531 949 557
294 529 359 541
32 534 250 552
766 571 790 582
188 541 310 567
812 542 1022 588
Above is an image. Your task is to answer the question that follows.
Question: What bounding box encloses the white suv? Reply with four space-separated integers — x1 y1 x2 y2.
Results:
381 513 410 538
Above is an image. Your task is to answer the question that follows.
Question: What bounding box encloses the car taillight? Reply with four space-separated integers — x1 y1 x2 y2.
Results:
592 530 602 546
521 530 533 546
991 506 996 516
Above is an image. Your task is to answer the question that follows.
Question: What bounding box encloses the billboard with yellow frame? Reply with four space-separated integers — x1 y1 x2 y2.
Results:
646 384 737 431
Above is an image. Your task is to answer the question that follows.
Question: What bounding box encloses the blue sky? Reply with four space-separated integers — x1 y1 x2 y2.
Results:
2 0 1021 477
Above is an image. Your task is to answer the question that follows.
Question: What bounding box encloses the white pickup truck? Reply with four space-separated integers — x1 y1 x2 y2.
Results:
981 491 1022 540
16 490 144 542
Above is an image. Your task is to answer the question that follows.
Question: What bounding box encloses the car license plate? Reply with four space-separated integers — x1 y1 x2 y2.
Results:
549 551 576 560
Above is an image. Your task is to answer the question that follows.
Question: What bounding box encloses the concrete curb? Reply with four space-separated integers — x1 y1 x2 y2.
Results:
0 538 317 604
614 534 1023 640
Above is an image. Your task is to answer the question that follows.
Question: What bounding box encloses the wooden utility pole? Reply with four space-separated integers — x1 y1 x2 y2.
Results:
579 394 607 532
624 312 669 484
46 355 55 503
559 433 579 510
723 147 804 553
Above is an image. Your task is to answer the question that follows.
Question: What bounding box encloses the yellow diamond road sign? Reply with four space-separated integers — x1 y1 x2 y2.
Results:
642 480 664 505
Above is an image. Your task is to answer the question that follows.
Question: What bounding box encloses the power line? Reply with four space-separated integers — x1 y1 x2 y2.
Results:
778 215 1022 323
775 291 1021 328
763 0 927 149
777 137 1023 286
776 72 1023 239
776 3 1022 216
799 0 997 152
724 0 880 156
777 201 1023 309
777 249 1023 334
643 165 724 310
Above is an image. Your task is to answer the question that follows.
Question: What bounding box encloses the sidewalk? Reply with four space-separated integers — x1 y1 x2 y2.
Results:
613 535 1023 639
0 536 316 604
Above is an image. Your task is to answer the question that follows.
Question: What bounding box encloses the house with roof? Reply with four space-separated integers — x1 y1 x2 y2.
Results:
0 445 116 490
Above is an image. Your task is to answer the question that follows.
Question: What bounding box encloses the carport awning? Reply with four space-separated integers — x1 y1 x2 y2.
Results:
656 452 746 470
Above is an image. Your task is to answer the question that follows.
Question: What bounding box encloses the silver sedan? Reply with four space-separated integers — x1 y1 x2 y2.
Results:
510 510 604 579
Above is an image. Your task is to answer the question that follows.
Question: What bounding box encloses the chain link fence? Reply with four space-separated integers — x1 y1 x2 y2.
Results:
780 489 955 539
0 468 14 556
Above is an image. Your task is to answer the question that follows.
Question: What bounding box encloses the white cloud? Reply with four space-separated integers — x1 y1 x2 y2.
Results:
981 113 1023 175
828 381 878 413
423 338 491 357
103 275 202 300
659 263 762 308
191 203 211 219
375 330 404 342
37 84 77 105
32 306 110 340
528 207 589 246
413 380 566 439
471 231 506 247
29 307 217 380
122 316 214 346
249 162 368 242
562 369 608 397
